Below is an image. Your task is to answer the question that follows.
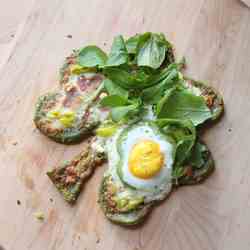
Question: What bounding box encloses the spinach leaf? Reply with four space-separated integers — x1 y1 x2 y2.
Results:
103 79 128 98
111 105 136 122
187 142 207 168
104 65 174 90
100 95 128 107
143 58 185 88
136 33 168 69
125 34 140 54
104 57 184 91
172 166 185 179
103 68 136 89
156 87 212 126
103 67 150 90
78 46 107 67
141 68 179 104
157 119 196 166
106 35 129 67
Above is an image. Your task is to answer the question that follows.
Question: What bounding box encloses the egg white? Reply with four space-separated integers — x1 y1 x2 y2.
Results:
118 123 175 192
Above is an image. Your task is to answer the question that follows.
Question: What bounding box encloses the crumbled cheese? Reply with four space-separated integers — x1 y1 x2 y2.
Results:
99 92 108 99
91 138 106 154
34 211 45 221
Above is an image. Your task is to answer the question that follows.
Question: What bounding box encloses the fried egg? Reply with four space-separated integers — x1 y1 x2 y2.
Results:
116 122 175 192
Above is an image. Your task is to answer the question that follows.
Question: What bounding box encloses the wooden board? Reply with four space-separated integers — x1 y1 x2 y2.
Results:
241 0 250 7
1 0 250 249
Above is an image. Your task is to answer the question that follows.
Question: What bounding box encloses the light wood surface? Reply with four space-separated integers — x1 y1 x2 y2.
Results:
1 0 250 249
241 0 250 7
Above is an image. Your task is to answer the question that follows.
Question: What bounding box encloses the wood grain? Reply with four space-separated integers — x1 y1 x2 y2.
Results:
0 0 250 249
240 0 250 7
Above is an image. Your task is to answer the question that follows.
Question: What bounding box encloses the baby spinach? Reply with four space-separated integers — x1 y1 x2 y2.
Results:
187 142 207 168
136 33 170 69
106 35 129 67
156 87 212 126
172 166 185 180
100 95 128 107
78 46 107 67
103 79 129 98
141 68 179 104
111 105 137 122
142 58 186 89
157 119 196 166
104 63 179 91
103 67 150 90
125 34 141 54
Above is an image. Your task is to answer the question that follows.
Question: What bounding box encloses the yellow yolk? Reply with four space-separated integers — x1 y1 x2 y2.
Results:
129 140 164 179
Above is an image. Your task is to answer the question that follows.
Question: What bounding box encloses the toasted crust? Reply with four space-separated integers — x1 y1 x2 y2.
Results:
47 142 106 204
59 50 79 85
184 77 224 122
98 175 153 225
105 204 153 226
176 140 215 186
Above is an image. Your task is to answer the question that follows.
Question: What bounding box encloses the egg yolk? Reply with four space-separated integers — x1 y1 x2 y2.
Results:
129 140 164 179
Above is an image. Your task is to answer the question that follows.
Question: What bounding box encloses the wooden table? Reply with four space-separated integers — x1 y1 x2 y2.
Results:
1 0 250 249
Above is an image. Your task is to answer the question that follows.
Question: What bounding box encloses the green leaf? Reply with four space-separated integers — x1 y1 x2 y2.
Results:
136 33 167 69
100 95 128 107
103 79 128 98
173 140 214 185
111 105 136 122
125 34 140 54
106 35 129 67
103 68 135 89
104 59 184 91
172 166 185 179
104 67 150 90
141 68 179 104
78 46 107 67
141 59 185 89
188 142 207 168
157 87 212 126
175 138 195 165
104 66 169 90
157 119 196 165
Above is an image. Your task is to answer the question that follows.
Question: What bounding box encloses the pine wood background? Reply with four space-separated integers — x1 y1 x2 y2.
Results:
0 0 250 249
